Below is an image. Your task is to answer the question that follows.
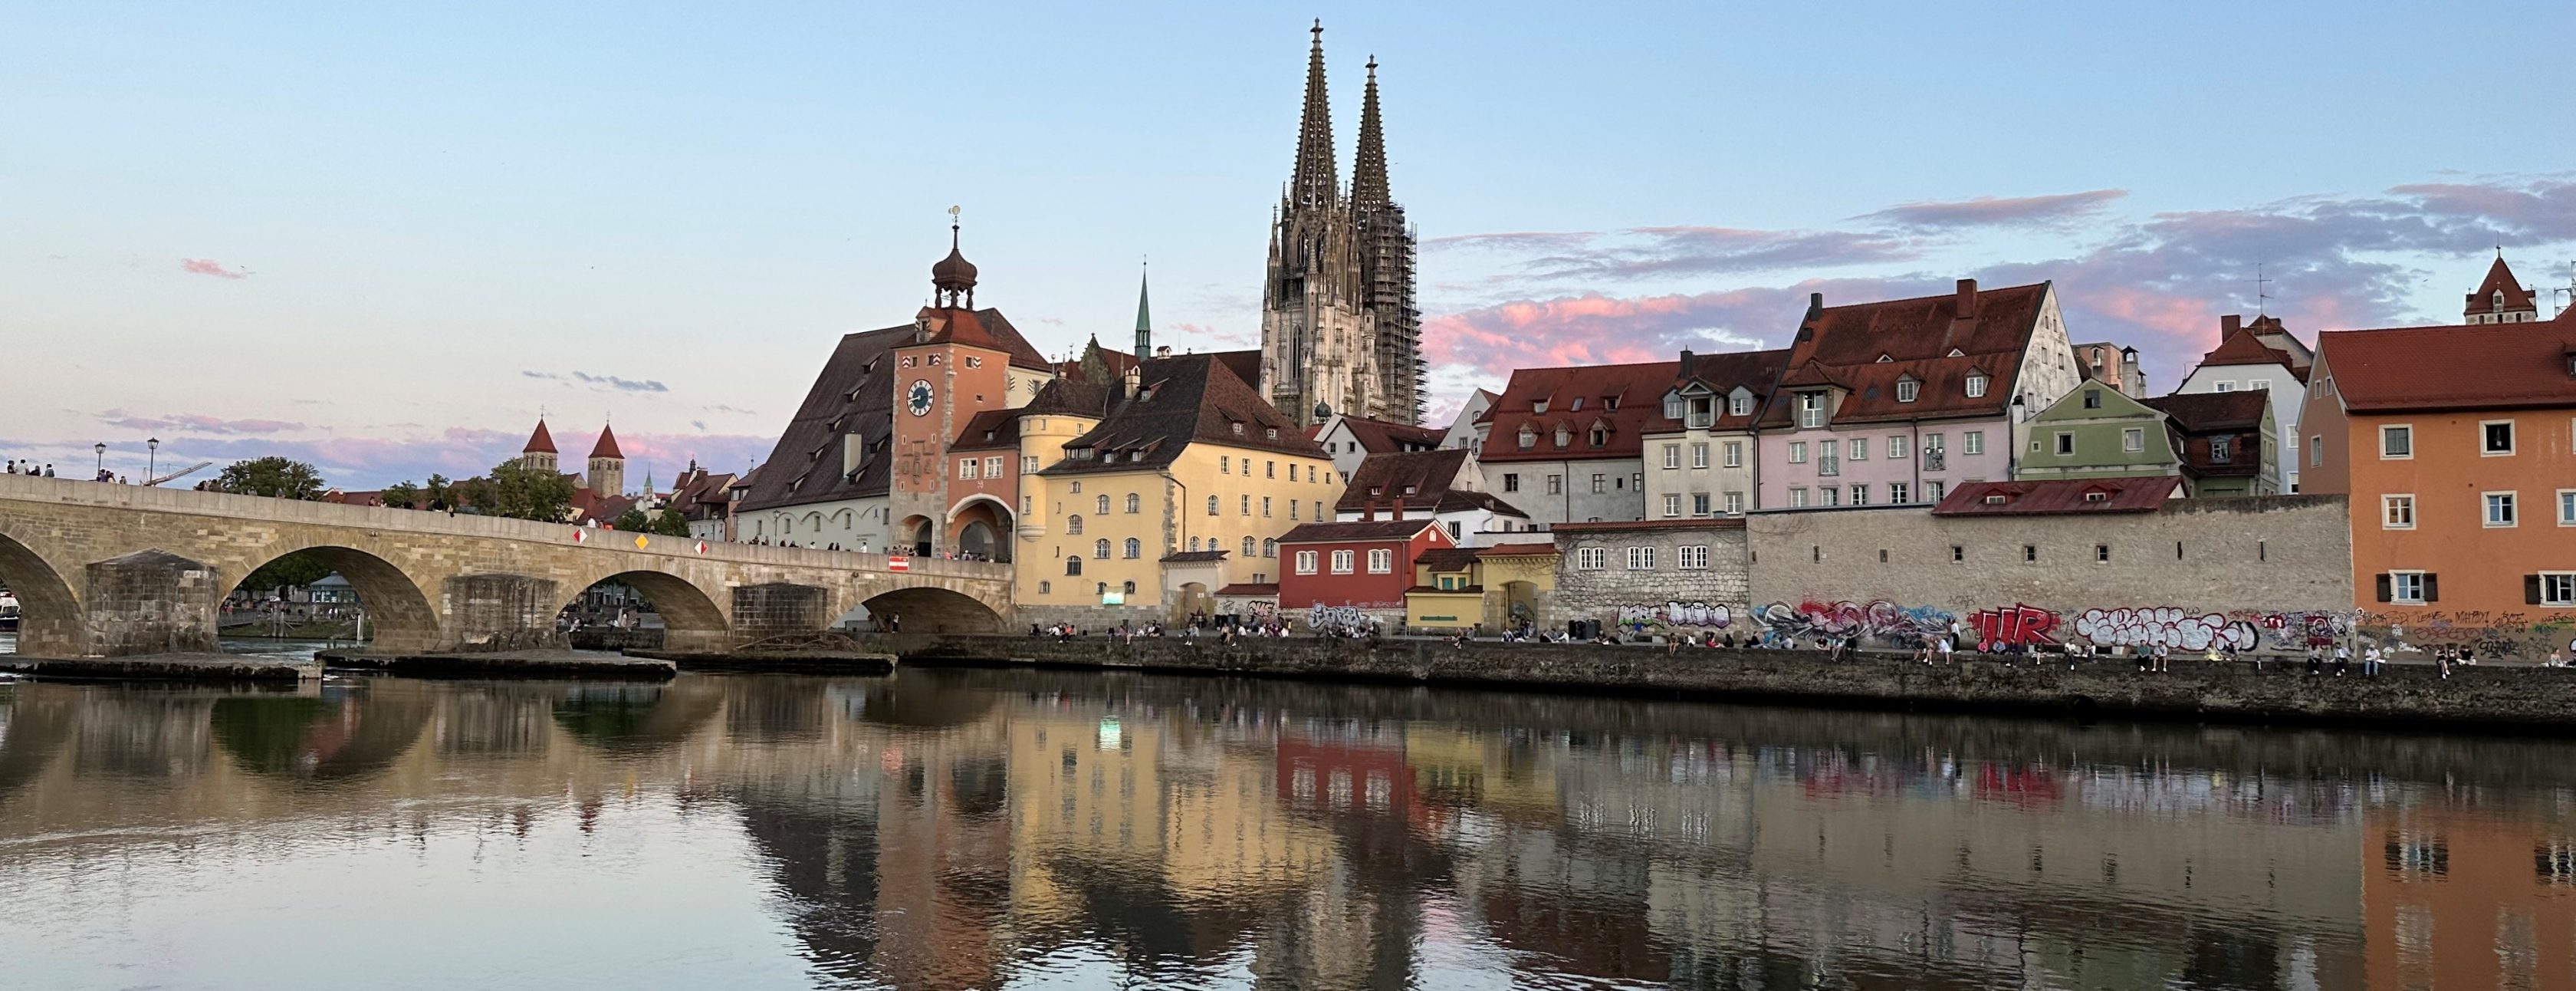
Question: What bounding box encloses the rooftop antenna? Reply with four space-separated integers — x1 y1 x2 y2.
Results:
2253 263 2274 316
2555 260 2576 319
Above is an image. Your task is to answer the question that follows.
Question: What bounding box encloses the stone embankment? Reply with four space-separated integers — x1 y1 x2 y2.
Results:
626 648 895 674
2 653 319 682
889 635 2576 730
317 649 675 680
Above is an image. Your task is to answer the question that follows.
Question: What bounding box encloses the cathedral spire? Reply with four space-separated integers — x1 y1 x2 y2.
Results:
1134 261 1153 358
1352 55 1389 206
1289 20 1339 208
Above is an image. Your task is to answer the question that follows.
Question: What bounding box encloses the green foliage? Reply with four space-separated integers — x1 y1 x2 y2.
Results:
381 481 422 509
459 459 577 522
239 550 333 596
648 509 693 537
422 474 454 509
610 506 650 532
215 457 325 499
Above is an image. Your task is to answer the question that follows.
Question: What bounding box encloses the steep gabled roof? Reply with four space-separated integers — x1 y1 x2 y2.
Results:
1478 360 1678 463
1039 353 1323 476
1759 281 2053 426
1642 348 1790 434
523 420 557 455
2465 255 2538 318
2317 320 2576 413
948 408 1024 452
1332 415 1446 453
2199 327 2293 369
1338 448 1470 511
2141 390 2269 432
588 424 623 459
916 305 1053 371
736 324 909 512
1278 519 1444 544
1931 477 2181 516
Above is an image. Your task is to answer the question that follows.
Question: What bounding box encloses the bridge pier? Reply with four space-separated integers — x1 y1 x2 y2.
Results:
82 550 222 656
436 574 568 653
728 583 834 650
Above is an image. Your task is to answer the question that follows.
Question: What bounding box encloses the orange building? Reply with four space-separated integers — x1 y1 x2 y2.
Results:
2361 802 2576 990
2298 289 2576 657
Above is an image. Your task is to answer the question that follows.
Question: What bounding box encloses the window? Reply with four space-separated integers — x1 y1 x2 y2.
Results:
2022 545 2037 562
1963 432 1984 456
1896 380 1918 403
1679 545 1709 569
1295 551 1319 575
1691 443 1709 469
1554 426 1571 448
1123 538 1141 558
1965 373 1989 398
1093 538 1111 559
2483 420 2516 455
1924 481 1944 502
1723 441 1743 468
1517 426 1536 450
1591 473 1606 494
1367 548 1392 573
1692 492 1710 515
1096 494 1111 514
1038 581 1050 594
2082 388 2102 409
1589 426 1607 447
1266 460 1276 478
2486 492 2518 527
1789 442 1809 463
1663 394 1685 419
1022 456 1040 472
2054 432 2075 456
2308 436 2323 467
1263 538 1276 558
1066 557 1082 576
2380 424 2413 459
1887 435 1908 460
1207 496 1220 515
1122 580 1137 595
1330 549 1355 574
2121 427 2144 452
2383 495 2415 529
2561 490 2576 525
1190 535 1200 551
1662 493 1682 517
1290 500 1300 520
1797 393 1826 428
1240 495 1251 515
1261 496 1272 517
2210 436 2233 463
1820 486 1841 506
1220 456 1230 474
1066 515 1084 535
1625 546 1657 570
2538 573 2576 607
1576 546 1605 571
958 459 979 479
1546 474 1562 495
1848 484 1868 505
2214 380 2235 393
1888 482 1909 505
2387 571 2428 604
1729 393 1751 416
1662 444 1680 469
1070 482 1082 493
1789 487 1809 507
1950 545 1964 562
2095 544 2111 562
1244 536 1257 558
2250 378 2272 393
985 456 1004 477
1503 473 1520 492
1723 491 1744 514
1848 438 1868 460
1125 492 1140 513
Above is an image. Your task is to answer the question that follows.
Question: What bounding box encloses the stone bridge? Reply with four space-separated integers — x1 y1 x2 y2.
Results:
0 475 1013 657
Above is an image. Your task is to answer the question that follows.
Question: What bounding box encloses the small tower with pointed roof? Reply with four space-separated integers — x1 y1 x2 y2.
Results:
588 423 625 498
1133 262 1153 359
2465 254 2538 324
521 419 559 473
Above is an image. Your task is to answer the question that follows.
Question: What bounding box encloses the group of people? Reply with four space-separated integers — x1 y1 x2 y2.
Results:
4 460 54 478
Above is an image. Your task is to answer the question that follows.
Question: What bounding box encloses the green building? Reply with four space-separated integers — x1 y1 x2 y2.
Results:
2017 383 2279 496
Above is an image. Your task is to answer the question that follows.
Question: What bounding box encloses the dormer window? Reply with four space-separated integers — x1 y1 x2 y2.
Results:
1602 396 1618 410
1688 397 1715 428
1532 398 1549 414
1402 485 1418 495
1368 486 1383 497
1895 380 1918 403
2083 490 2109 502
1570 397 1584 411
1983 493 2009 505
1517 426 1537 449
1265 427 1279 440
1728 393 1750 416
1876 354 1893 363
1796 392 1825 429
1588 426 1607 447
1662 393 1684 419
1230 421 1245 436
1553 426 1572 448
1965 373 1990 398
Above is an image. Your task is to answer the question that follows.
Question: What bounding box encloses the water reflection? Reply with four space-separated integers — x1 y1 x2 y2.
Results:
2 668 2573 989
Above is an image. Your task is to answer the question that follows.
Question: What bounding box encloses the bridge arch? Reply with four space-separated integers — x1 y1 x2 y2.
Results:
945 495 1014 563
0 528 82 657
228 543 443 655
551 569 730 654
851 584 1007 634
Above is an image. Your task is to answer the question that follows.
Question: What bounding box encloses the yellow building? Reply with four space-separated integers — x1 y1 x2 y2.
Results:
1012 352 1339 626
1404 542 1561 631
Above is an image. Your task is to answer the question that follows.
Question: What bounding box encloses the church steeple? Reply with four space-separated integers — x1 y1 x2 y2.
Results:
1133 262 1153 359
1352 56 1389 207
1289 20 1339 208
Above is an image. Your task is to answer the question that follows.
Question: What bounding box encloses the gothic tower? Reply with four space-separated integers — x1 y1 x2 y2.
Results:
1260 21 1383 427
587 423 624 497
1352 56 1423 423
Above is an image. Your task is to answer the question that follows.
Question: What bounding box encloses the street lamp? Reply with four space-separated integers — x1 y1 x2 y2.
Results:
94 443 106 479
147 437 159 482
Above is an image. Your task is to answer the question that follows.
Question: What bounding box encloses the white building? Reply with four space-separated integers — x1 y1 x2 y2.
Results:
2170 314 2311 492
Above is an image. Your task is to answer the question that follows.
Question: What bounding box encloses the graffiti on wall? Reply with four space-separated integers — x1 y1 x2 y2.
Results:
1617 601 1733 634
1967 604 2061 650
1748 596 2573 657
1308 604 1372 633
2069 607 2256 652
1753 601 1954 647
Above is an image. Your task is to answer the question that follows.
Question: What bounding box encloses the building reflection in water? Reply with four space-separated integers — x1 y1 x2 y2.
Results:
5 670 2576 989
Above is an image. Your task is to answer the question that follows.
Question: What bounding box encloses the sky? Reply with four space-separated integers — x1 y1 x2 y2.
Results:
7 2 2574 489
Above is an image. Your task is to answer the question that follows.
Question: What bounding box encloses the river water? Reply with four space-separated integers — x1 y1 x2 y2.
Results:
2 663 2572 989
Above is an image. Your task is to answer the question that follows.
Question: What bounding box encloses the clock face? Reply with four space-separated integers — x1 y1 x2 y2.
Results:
907 380 935 416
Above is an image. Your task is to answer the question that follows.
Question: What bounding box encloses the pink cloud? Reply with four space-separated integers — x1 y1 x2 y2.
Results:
95 410 304 435
1858 189 2128 230
1421 277 1929 381
180 258 250 280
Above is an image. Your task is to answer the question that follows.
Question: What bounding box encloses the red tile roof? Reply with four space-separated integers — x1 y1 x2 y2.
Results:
2140 390 2268 431
1930 476 2181 516
1549 518 1746 532
1644 349 1790 434
948 408 1023 451
1476 542 1559 557
1478 361 1680 463
2465 255 2537 317
1758 281 2055 426
1337 449 1470 511
1334 415 1446 453
523 420 557 455
1414 547 1483 572
921 305 1053 372
1040 353 1325 476
2317 319 2576 413
589 423 623 459
1279 519 1445 544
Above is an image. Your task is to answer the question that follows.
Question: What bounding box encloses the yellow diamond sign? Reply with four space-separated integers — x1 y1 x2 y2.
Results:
634 535 649 549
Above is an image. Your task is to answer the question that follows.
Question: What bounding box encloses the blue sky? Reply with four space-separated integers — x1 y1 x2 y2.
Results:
8 2 2572 488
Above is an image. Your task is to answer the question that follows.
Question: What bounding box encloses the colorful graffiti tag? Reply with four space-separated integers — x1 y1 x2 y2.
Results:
1307 604 1372 633
1753 597 2571 657
2069 607 2256 652
1967 603 2060 650
1616 601 1733 634
1753 600 1954 647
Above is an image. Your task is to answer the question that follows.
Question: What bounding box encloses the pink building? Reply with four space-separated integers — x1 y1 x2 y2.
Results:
1755 280 2082 509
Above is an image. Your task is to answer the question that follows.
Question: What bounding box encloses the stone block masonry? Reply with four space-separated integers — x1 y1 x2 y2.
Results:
892 634 2576 731
1550 520 1750 637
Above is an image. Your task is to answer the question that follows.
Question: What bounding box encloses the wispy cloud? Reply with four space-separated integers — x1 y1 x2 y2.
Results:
1431 226 1917 283
704 403 757 416
1856 189 2128 231
525 370 669 393
1171 321 1254 347
179 258 250 280
95 410 304 435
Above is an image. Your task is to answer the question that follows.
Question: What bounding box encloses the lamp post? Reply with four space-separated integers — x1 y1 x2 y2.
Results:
146 437 159 482
94 443 106 479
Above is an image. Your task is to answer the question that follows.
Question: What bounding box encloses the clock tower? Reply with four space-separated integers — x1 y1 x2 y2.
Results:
886 219 1024 557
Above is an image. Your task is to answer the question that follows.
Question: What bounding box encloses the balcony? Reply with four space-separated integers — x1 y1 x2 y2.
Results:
1921 452 1947 472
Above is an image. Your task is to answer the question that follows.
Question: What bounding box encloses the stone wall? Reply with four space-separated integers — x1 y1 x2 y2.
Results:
1549 522 1750 637
84 550 221 655
1745 496 2353 654
892 634 2576 729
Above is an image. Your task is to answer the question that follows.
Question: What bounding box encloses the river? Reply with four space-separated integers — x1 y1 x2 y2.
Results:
1 661 2571 989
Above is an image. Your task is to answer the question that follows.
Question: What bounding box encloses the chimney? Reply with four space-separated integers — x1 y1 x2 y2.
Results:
1678 347 1694 378
1155 345 1172 358
2221 314 2242 336
1955 278 1979 320
1806 292 1824 322
1363 499 1378 521
1389 500 1404 521
1121 364 1141 400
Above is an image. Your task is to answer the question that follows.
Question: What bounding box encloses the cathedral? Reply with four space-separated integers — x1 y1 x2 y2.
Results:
1260 21 1423 427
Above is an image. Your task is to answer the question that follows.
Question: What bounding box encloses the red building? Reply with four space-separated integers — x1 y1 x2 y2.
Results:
1277 517 1454 625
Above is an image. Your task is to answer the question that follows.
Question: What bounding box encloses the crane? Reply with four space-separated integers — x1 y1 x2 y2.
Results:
146 461 214 487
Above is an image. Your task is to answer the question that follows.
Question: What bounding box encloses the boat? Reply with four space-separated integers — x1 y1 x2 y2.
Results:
0 588 19 631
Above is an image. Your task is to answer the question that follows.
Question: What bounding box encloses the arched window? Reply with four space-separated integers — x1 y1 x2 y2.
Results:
1066 515 1083 535
1262 538 1277 558
1206 495 1220 515
1241 536 1256 558
1123 538 1142 558
1190 535 1201 551
1096 494 1110 515
1093 538 1111 559
1065 557 1082 576
1125 492 1140 513
1122 581 1136 595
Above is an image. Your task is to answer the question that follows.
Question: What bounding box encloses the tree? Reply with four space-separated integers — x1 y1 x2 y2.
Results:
649 509 693 537
381 481 423 509
422 474 454 510
610 506 650 532
216 457 325 499
459 459 576 522
239 551 333 597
